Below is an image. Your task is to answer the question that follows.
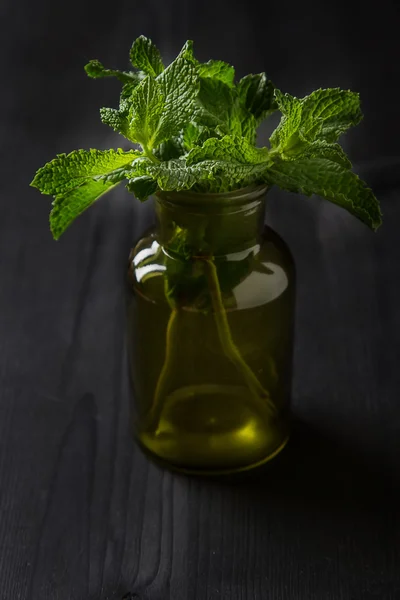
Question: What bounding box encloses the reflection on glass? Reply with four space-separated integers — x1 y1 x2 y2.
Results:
135 263 166 283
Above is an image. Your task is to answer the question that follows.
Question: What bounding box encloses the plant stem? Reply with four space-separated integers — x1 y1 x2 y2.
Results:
202 258 277 417
147 307 179 431
148 254 277 433
142 143 161 164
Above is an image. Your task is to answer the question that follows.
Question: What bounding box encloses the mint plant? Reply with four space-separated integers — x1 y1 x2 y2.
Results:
31 35 381 238
30 36 382 427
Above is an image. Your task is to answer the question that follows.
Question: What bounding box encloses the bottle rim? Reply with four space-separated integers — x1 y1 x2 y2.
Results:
155 184 268 210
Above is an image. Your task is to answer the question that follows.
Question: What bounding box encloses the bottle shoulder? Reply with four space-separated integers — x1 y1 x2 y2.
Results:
217 227 295 311
259 225 295 269
128 226 295 311
129 225 294 265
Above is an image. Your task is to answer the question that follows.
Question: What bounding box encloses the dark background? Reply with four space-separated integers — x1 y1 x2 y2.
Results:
1 0 400 598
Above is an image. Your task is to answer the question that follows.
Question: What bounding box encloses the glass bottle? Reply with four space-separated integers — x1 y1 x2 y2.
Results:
126 185 295 474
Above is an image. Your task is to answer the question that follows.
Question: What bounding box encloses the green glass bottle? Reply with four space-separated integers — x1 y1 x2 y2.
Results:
126 185 295 474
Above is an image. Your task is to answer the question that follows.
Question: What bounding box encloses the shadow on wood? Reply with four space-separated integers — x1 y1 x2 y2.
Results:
223 414 400 514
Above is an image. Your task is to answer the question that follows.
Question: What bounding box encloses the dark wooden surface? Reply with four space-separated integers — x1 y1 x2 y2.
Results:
1 1 400 598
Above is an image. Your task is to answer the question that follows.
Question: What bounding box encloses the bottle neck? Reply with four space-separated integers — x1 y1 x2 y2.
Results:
155 186 268 258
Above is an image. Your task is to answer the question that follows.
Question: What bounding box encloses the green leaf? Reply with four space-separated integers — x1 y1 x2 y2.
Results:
129 35 164 77
128 75 165 147
269 91 303 150
177 39 235 86
183 122 203 149
237 73 277 143
265 157 382 230
154 55 199 146
31 149 139 195
124 54 198 148
198 60 235 86
187 135 271 166
183 122 212 150
129 155 236 196
240 113 258 143
177 40 195 61
100 107 129 137
119 81 142 113
237 73 277 122
127 176 158 200
185 136 272 191
296 140 352 169
84 59 140 85
155 136 185 161
50 179 121 240
146 158 212 191
197 160 269 189
195 77 244 137
270 88 363 155
101 80 149 139
195 77 233 129
101 55 198 149
300 88 362 142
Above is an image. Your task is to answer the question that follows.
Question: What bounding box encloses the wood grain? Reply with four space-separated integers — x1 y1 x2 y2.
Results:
1 0 400 598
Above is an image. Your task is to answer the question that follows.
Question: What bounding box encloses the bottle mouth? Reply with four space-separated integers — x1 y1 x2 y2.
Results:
155 184 268 212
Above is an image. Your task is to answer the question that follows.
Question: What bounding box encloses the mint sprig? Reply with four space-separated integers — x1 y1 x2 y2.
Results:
31 149 139 238
266 157 382 230
31 36 382 238
270 88 363 157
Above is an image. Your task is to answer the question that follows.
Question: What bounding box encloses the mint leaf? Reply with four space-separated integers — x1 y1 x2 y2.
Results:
101 81 149 139
177 39 235 87
128 75 165 148
198 60 235 87
185 136 272 191
237 73 277 122
187 135 271 166
155 136 185 161
146 159 212 191
119 81 141 113
269 91 302 150
31 149 139 195
237 73 277 143
196 77 233 129
126 155 223 195
183 122 204 149
270 88 363 156
196 159 268 190
127 175 158 200
100 107 130 137
266 157 382 230
240 113 258 143
84 60 140 85
183 122 212 150
31 149 138 239
129 35 164 77
101 55 198 149
300 88 362 142
298 140 352 169
50 179 121 239
154 55 199 146
177 40 195 61
195 78 245 138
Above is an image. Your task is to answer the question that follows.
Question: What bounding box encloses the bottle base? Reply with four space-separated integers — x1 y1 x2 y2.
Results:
135 383 290 475
136 433 290 476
